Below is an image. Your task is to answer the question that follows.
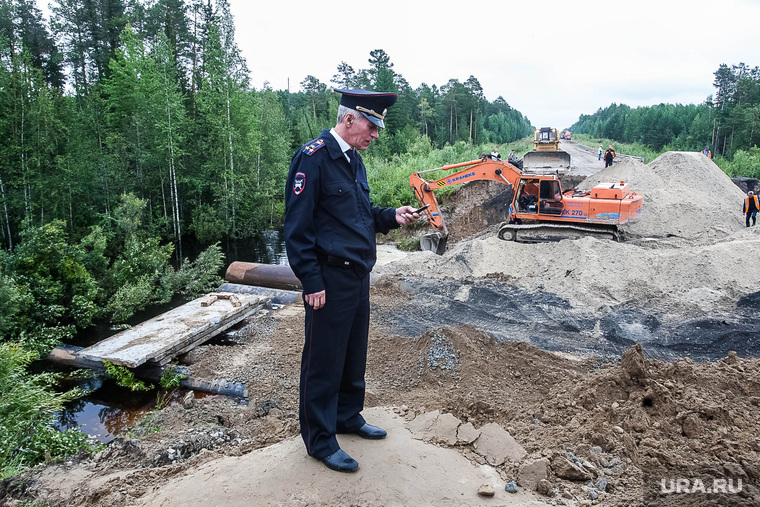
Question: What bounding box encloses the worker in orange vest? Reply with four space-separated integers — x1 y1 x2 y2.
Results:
743 190 759 227
604 146 615 168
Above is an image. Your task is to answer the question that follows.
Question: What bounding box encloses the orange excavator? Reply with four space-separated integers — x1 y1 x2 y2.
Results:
409 158 643 254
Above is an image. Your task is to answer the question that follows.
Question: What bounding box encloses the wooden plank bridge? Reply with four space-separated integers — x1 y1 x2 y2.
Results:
76 292 266 368
46 265 303 397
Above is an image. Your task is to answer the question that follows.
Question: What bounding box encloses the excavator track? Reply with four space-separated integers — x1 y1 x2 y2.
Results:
497 222 619 243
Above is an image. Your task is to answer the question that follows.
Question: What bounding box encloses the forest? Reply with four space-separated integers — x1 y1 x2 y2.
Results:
0 0 539 341
0 0 534 257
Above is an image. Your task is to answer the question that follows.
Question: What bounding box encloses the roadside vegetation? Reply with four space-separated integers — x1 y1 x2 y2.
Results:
0 193 223 477
573 133 759 178
570 134 661 163
0 342 97 480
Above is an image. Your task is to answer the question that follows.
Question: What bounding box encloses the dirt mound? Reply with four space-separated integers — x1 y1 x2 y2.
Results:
377 151 760 315
370 320 760 506
513 346 760 506
578 152 745 239
5 294 760 506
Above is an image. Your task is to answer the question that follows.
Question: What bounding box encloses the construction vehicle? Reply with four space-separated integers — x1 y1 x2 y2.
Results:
409 158 643 254
522 127 571 172
561 129 572 140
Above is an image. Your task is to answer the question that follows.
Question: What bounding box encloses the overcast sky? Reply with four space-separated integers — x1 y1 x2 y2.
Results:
229 0 760 129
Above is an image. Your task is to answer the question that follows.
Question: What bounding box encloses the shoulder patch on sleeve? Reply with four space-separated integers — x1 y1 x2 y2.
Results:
302 138 326 156
293 172 306 195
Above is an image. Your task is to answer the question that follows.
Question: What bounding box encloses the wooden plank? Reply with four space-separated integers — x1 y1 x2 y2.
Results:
78 293 264 368
150 304 259 366
218 283 301 305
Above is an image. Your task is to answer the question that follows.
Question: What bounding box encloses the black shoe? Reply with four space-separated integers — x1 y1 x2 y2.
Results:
353 423 387 439
319 449 359 472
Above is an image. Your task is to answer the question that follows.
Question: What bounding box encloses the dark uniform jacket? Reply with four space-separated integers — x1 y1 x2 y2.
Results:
284 129 399 295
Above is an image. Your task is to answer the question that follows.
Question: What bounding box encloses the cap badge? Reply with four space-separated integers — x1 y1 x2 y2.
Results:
356 106 387 120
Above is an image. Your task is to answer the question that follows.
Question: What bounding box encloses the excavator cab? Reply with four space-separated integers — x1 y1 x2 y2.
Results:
538 180 564 215
515 179 563 215
516 180 539 213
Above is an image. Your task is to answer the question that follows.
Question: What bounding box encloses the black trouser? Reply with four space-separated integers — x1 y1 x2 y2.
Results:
747 210 757 227
299 262 370 459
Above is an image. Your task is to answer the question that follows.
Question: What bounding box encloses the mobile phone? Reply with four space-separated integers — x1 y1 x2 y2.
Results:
413 203 430 214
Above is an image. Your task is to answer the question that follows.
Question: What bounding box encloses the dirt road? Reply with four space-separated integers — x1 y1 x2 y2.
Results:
561 140 605 176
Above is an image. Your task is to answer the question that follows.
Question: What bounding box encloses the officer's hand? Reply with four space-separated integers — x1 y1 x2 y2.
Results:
395 205 419 226
305 290 326 310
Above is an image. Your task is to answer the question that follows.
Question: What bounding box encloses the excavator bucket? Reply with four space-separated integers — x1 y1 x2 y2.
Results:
522 150 571 173
420 232 447 255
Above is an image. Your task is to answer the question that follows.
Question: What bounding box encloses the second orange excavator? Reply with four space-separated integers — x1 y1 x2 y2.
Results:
409 158 643 254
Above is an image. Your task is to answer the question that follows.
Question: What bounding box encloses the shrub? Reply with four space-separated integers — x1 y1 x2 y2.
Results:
167 243 225 298
0 342 94 479
0 220 101 352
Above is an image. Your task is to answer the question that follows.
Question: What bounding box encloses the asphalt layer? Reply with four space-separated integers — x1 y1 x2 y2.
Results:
373 277 760 362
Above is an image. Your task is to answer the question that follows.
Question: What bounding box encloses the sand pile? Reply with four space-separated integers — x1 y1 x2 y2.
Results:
378 232 760 313
577 152 746 239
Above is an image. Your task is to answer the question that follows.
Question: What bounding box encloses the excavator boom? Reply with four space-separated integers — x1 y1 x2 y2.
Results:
409 159 520 254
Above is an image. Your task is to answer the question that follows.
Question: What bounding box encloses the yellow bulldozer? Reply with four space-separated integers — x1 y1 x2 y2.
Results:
521 127 571 172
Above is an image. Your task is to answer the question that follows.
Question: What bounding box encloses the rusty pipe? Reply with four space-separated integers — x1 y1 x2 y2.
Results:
225 262 302 291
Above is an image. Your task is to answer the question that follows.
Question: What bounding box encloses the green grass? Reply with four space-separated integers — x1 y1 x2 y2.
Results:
0 343 96 479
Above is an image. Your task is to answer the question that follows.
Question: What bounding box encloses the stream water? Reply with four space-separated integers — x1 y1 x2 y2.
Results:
54 372 163 443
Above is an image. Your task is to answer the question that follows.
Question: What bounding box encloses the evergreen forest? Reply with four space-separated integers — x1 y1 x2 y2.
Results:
0 0 535 260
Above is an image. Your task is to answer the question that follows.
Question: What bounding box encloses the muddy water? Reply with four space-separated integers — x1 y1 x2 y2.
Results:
373 277 760 362
53 372 163 443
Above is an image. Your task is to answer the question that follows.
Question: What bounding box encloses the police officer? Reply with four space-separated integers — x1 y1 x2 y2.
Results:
283 89 419 472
